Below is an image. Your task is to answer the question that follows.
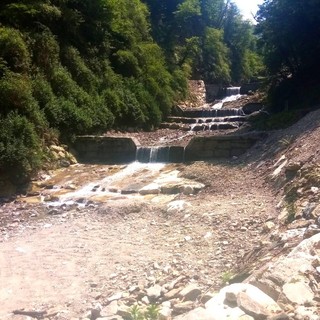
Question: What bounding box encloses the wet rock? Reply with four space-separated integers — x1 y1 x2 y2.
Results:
60 159 71 167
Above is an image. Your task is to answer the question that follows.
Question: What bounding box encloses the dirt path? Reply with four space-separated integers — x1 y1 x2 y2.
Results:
0 161 278 319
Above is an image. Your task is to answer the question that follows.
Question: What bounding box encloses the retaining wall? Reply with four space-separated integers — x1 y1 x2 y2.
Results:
72 136 137 163
184 133 264 161
72 133 265 164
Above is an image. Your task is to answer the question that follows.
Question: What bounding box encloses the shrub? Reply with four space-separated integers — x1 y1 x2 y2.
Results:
0 112 42 184
61 46 99 93
0 71 47 129
32 29 60 75
0 27 30 73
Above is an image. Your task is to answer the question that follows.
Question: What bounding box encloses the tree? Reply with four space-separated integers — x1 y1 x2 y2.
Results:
257 0 320 109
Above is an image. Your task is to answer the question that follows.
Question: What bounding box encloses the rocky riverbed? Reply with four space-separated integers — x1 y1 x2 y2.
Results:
1 106 320 320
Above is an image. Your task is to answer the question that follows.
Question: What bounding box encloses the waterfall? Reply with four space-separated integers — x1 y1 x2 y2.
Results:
136 146 170 163
226 87 241 96
136 146 184 163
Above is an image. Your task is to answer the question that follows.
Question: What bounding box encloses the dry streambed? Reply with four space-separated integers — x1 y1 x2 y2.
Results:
0 161 278 319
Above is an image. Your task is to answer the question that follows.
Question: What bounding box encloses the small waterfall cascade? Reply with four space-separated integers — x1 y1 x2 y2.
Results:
226 86 241 96
159 84 263 133
162 106 246 132
136 146 185 163
211 87 242 109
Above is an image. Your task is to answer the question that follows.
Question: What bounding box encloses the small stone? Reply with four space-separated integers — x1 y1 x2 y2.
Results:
263 221 275 233
91 303 102 320
141 296 150 305
164 287 182 300
179 284 201 302
159 306 171 320
172 301 194 314
101 301 118 317
147 284 162 300
107 292 123 302
237 291 270 319
116 305 131 318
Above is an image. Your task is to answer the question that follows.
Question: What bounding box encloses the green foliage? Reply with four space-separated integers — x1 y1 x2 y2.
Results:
250 110 302 131
0 27 30 73
202 27 231 83
127 304 160 320
0 112 42 183
0 71 46 128
144 0 264 84
32 29 60 74
61 46 99 92
0 0 266 187
221 270 235 285
257 0 320 110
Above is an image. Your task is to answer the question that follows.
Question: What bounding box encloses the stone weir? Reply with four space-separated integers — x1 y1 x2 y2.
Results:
161 103 263 132
72 132 265 164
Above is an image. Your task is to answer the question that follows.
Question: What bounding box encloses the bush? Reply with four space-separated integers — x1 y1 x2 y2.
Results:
0 71 47 129
61 46 99 93
0 27 30 73
32 29 60 75
0 112 42 184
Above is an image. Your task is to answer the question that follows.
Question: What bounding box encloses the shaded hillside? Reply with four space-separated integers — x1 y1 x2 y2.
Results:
0 0 264 186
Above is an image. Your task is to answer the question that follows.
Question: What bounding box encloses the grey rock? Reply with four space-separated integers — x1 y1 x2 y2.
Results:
237 291 270 319
303 224 320 239
116 305 131 318
179 284 201 301
90 303 102 320
282 279 314 305
101 301 118 317
164 287 182 300
172 301 194 314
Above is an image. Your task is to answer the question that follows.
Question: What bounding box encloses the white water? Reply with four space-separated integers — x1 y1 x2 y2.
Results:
47 162 166 206
211 86 243 109
212 94 242 109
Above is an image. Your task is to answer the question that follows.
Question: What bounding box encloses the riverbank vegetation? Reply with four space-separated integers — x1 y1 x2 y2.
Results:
0 0 319 186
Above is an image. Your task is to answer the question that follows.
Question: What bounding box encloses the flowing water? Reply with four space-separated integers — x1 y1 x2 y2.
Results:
211 86 242 109
45 162 166 206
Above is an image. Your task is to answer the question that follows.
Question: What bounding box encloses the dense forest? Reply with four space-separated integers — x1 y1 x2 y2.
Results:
0 0 319 185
